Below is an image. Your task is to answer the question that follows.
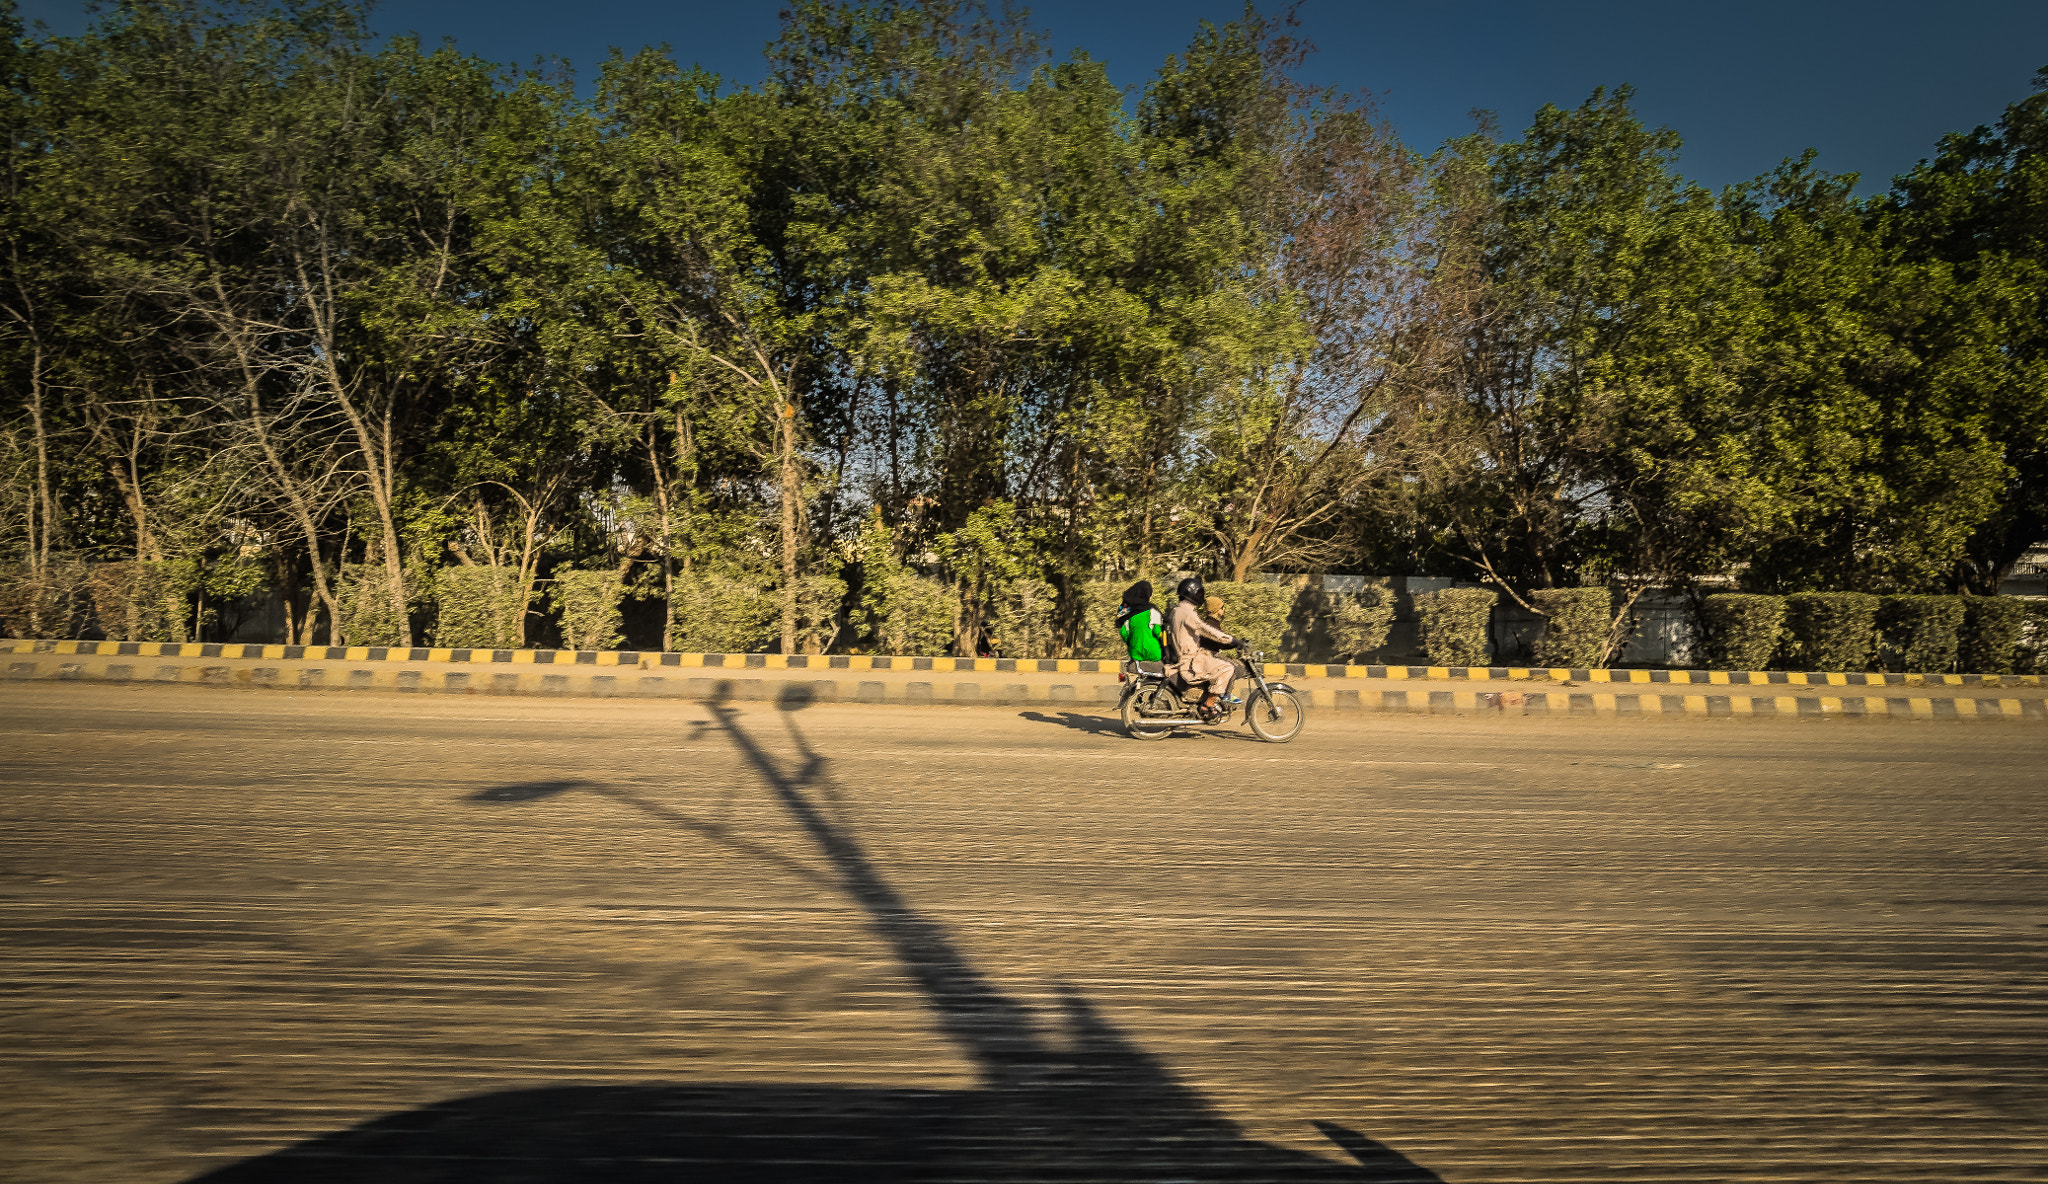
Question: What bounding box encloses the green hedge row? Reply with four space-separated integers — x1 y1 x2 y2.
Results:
1781 592 1881 672
1529 586 1611 668
8 556 2045 674
433 565 530 649
1698 592 2035 674
1326 583 1396 662
1876 595 1965 673
1417 587 1497 666
1700 593 1785 669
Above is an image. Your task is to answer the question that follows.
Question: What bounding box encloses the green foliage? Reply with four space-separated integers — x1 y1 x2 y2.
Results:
337 565 414 648
0 559 90 639
669 569 776 653
1875 595 1965 673
1779 592 1881 672
1959 596 2026 675
2017 601 2048 675
1416 587 1496 666
433 565 529 649
853 514 956 656
865 571 955 656
551 568 626 652
934 502 1051 655
198 556 269 638
6 2 2047 661
1701 594 1786 671
1327 584 1395 662
794 574 847 655
1891 74 2048 594
1529 586 1612 668
83 560 199 642
989 579 1058 659
1204 580 1294 659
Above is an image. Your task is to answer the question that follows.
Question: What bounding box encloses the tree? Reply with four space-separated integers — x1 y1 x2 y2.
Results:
1889 66 2048 593
1419 91 1763 616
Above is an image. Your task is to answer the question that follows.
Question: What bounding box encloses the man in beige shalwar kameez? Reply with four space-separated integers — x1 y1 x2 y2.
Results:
1168 578 1236 719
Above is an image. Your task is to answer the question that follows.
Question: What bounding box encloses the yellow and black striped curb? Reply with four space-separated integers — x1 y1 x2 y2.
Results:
4 650 2044 720
4 638 2040 690
2 651 1122 707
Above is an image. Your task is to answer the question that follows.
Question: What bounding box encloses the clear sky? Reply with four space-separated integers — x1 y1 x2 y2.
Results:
14 0 2047 193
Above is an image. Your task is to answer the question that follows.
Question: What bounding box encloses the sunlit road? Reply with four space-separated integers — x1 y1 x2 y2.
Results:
3 684 2044 1183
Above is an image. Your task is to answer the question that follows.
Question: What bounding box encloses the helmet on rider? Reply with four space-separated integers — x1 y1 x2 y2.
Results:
1176 576 1205 604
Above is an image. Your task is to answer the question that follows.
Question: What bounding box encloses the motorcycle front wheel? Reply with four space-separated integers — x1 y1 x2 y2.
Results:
1122 685 1178 740
1245 688 1305 743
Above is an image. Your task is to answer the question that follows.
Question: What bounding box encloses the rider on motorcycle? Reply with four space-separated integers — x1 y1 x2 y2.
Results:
1169 577 1237 720
1115 581 1165 662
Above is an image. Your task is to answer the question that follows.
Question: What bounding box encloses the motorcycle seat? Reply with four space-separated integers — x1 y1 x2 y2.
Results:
1131 660 1166 678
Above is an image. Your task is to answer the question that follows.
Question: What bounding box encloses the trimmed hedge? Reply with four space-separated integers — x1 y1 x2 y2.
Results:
669 569 775 652
1204 580 1294 659
867 570 955 656
1416 586 1496 666
989 578 1057 659
433 565 529 649
551 567 626 652
1960 596 2025 675
1327 583 1395 661
0 559 89 640
1529 586 1610 668
338 563 412 647
1077 580 1128 659
84 559 198 642
1701 594 1784 670
1779 592 1880 671
2018 601 2048 675
1875 595 1964 674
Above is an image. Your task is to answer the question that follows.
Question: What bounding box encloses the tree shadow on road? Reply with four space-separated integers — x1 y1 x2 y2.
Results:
188 682 1441 1183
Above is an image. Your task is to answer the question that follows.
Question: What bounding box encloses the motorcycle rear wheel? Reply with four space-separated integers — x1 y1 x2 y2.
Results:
1122 685 1178 740
1246 688 1305 743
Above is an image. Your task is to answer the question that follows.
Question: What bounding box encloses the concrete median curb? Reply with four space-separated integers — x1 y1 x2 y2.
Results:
4 639 2044 721
4 636 2040 689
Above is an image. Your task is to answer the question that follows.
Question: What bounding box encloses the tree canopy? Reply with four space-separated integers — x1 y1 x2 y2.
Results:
3 0 2043 652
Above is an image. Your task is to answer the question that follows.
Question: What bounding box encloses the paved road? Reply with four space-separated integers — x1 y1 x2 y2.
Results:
2 684 2044 1183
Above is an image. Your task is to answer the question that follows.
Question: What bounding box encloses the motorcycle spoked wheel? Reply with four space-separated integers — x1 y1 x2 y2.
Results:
1122 684 1182 740
1245 688 1305 743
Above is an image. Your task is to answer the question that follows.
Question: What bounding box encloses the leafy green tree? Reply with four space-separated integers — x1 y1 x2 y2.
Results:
1422 89 1764 632
1733 158 2005 593
1889 66 2048 593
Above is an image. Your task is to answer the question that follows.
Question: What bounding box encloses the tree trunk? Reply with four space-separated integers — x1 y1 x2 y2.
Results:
648 423 675 652
779 397 799 656
26 345 55 577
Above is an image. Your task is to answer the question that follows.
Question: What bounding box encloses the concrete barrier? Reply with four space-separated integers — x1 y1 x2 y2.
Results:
4 639 2044 721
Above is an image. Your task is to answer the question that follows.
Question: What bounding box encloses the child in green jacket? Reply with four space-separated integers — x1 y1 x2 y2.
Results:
1114 581 1165 661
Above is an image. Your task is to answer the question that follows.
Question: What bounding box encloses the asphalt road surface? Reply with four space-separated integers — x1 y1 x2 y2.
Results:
3 684 2045 1183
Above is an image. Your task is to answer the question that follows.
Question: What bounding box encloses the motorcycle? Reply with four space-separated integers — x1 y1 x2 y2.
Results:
1118 649 1306 743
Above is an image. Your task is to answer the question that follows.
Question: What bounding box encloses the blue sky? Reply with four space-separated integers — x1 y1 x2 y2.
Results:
15 0 2046 192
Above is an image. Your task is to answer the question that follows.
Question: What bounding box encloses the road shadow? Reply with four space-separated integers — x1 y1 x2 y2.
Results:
189 686 1441 1183
1017 708 1266 742
1016 708 1128 736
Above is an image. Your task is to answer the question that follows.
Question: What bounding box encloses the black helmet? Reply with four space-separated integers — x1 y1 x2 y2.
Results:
1176 576 1205 604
